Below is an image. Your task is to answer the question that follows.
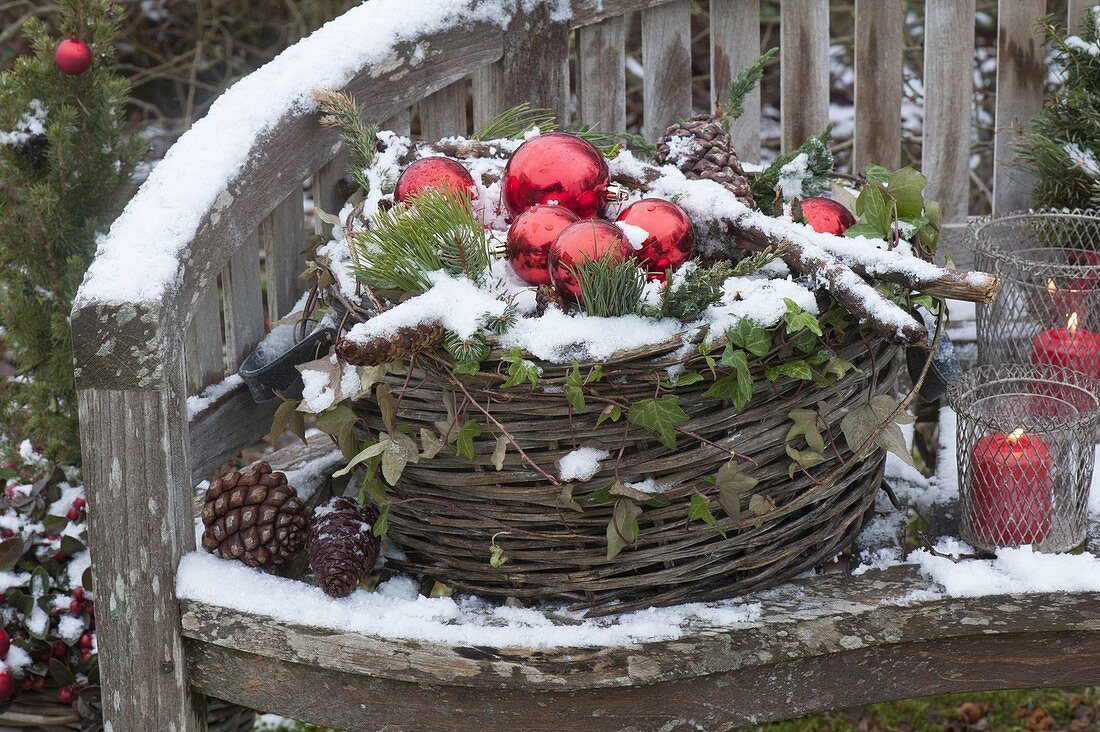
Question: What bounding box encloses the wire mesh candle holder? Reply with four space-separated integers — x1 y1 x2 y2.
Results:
970 211 1100 379
949 364 1100 554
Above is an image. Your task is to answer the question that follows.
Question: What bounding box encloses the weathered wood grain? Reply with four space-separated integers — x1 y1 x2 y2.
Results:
571 0 672 28
854 0 903 170
710 0 763 162
261 189 307 323
77 360 205 732
184 285 224 394
312 148 349 242
578 16 626 132
222 232 265 371
420 79 468 139
189 384 278 481
922 0 976 225
1068 0 1092 33
780 0 830 153
501 5 571 125
471 61 505 130
641 0 692 144
382 108 412 136
992 0 1047 215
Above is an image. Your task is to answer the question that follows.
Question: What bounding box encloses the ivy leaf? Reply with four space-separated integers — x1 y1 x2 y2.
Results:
556 484 585 513
844 222 887 239
786 443 826 477
453 359 482 375
887 167 927 219
698 340 718 378
705 349 753 409
381 431 419 486
610 480 654 502
786 408 825 453
765 360 813 381
315 405 358 456
857 183 891 235
333 440 387 478
419 428 444 459
783 299 823 337
453 419 483 460
815 355 857 384
862 163 892 187
747 494 777 528
564 363 587 412
727 319 771 357
840 395 914 465
596 404 622 427
268 398 306 445
372 504 389 537
688 492 726 537
628 395 690 449
489 543 508 568
491 435 508 471
675 370 704 387
376 384 397 435
715 461 757 523
606 499 642 560
502 348 540 389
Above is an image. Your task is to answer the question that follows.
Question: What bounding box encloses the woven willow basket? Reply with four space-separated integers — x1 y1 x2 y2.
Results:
0 693 254 731
351 319 904 615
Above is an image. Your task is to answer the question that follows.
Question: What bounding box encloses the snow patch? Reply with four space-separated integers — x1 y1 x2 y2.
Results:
557 447 610 481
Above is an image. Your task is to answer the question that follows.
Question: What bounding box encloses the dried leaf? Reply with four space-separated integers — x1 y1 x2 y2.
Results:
556 484 585 513
376 384 397 435
715 461 757 523
606 499 642 560
333 440 388 478
787 408 825 453
609 480 653 502
419 428 444 459
748 494 777 528
840 394 914 465
491 436 508 471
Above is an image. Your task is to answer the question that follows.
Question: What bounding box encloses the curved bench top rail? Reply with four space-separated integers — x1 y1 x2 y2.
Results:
178 565 1100 729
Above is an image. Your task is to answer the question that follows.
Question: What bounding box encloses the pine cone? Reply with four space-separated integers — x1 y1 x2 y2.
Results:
654 115 755 208
200 462 307 567
534 284 572 316
307 497 381 598
335 322 444 366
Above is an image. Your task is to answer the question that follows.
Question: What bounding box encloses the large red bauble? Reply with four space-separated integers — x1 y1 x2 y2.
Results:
548 220 633 302
395 157 475 204
55 39 92 76
506 204 579 286
616 198 695 280
800 196 855 236
502 132 610 220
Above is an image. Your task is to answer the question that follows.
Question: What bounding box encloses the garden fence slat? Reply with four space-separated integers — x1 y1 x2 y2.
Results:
420 80 468 139
261 189 307 323
992 0 1046 215
710 0 762 163
313 149 350 241
184 286 225 394
471 61 506 130
854 0 903 170
382 109 411 136
922 0 975 226
1068 0 1091 33
222 232 265 371
780 0 830 153
578 16 626 132
641 0 692 144
501 5 571 124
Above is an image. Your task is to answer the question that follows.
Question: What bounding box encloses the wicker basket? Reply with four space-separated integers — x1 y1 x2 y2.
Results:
352 322 903 614
0 693 254 731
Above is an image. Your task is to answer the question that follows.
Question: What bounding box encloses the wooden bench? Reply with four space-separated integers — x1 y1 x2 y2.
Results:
71 1 1099 729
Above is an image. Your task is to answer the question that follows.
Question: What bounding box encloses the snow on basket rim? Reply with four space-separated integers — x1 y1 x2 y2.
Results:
74 0 522 308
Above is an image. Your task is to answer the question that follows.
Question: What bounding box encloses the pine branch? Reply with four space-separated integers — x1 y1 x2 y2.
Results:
652 261 731 320
471 103 558 141
571 125 655 157
314 89 377 193
750 125 835 210
350 189 490 293
570 253 647 317
722 48 778 125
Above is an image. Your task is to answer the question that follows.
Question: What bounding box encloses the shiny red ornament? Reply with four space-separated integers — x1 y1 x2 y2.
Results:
616 198 695 280
0 668 13 702
548 220 633 302
502 132 610 220
506 204 579 286
799 196 855 237
394 157 474 204
55 39 92 76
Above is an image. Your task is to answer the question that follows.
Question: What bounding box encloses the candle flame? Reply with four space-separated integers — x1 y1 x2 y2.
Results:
1068 312 1079 331
1047 278 1057 294
1006 427 1025 445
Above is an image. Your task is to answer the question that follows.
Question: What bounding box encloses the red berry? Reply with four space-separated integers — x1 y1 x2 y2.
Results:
73 497 85 510
33 675 45 690
52 551 65 563
72 587 84 602
0 628 8 658
0 529 12 538
54 38 92 76
0 668 14 701
21 677 34 691
58 686 73 703
81 649 92 664
46 534 59 541
66 508 80 521
69 599 82 615
52 640 67 657
79 633 93 650
0 594 6 604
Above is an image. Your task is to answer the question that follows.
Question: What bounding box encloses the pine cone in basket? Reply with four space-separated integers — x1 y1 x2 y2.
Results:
534 284 572 316
200 462 307 567
335 322 445 366
654 114 755 208
307 496 381 597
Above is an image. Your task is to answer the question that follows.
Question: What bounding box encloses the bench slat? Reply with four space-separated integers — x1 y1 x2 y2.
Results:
578 17 626 132
710 0 763 163
502 5 571 124
313 149 350 241
992 0 1046 215
641 0 692 144
261 189 307 323
780 0 830 153
854 0 903 170
222 232 265 371
922 0 975 224
184 285 225 394
420 79 469 139
471 61 505 130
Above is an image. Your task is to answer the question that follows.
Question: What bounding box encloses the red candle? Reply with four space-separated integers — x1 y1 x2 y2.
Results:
968 428 1052 547
1047 278 1095 326
1030 313 1100 380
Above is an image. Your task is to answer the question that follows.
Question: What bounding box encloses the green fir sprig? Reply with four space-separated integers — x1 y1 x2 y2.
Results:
315 89 378 194
350 188 490 293
722 48 778 126
569 252 647 318
750 125 835 210
472 102 558 141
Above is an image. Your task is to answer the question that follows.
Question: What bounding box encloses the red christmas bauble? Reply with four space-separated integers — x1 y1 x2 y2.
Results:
502 132 610 220
55 39 92 76
0 668 14 701
0 628 8 658
616 198 695 280
506 204 579 286
800 196 855 237
548 220 633 302
395 157 475 204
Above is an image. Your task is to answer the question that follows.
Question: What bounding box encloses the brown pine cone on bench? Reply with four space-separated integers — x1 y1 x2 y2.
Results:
307 496 381 598
200 462 308 568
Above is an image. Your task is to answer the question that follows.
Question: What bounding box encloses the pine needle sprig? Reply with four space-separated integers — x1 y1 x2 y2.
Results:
350 189 490 293
472 103 558 141
651 262 731 320
750 125 835 210
570 253 647 318
571 125 655 157
722 48 778 126
315 89 378 193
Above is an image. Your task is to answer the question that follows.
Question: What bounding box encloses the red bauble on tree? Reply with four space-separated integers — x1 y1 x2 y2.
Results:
799 197 855 236
502 132 610 220
395 157 475 204
55 39 92 76
616 198 695 280
548 220 633 302
506 204 579 286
